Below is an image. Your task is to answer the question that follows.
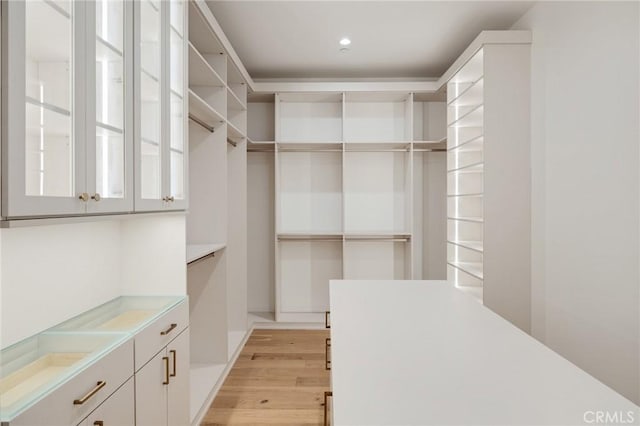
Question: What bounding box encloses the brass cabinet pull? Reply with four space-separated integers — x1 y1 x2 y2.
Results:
163 196 175 202
160 323 177 335
162 356 170 385
78 192 89 202
170 350 177 377
323 391 333 426
91 193 101 201
73 381 106 405
325 338 331 370
325 311 331 329
94 421 104 426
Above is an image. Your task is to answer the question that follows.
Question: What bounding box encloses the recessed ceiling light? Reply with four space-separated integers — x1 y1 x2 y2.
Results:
339 38 351 46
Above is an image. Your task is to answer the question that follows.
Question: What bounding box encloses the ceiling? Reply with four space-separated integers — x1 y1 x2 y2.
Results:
206 1 534 80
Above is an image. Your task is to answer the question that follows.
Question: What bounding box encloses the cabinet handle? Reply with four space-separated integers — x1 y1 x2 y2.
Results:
163 196 175 202
78 192 89 202
163 356 170 385
323 391 333 426
325 311 331 329
325 338 331 370
73 381 106 405
170 349 177 377
160 323 177 336
91 193 101 202
94 421 104 426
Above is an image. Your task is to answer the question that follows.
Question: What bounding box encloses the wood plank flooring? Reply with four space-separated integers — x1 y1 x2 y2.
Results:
201 329 330 425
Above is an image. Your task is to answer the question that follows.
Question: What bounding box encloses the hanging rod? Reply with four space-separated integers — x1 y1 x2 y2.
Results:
345 238 410 242
413 148 447 152
188 114 214 133
227 138 238 147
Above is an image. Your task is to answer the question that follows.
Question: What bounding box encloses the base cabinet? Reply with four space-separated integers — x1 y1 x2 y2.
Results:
136 328 190 426
78 378 135 426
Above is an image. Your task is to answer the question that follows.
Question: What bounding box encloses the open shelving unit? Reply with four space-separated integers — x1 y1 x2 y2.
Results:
185 2 249 423
446 49 485 302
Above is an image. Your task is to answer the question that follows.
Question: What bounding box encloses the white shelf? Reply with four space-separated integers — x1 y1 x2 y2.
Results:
344 141 411 151
186 243 226 263
450 135 484 152
277 142 342 151
448 77 484 107
227 330 245 359
226 121 246 140
449 105 484 128
448 240 484 253
448 216 484 223
189 363 226 423
448 161 484 174
227 87 247 111
248 312 275 324
188 42 225 87
448 261 484 280
188 89 225 127
278 232 343 240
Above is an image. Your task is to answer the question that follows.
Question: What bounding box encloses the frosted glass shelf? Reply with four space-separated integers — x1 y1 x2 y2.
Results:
448 240 484 253
188 42 225 87
227 87 247 111
51 296 186 333
448 261 484 280
186 243 226 263
0 333 129 421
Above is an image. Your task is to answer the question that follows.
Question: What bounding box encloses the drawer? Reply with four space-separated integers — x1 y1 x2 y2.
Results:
134 300 188 371
10 339 134 426
78 377 134 426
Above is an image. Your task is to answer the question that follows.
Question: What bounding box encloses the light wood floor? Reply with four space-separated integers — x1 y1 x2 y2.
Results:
201 329 330 425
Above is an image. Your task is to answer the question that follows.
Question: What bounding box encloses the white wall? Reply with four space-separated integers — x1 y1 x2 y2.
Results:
513 1 640 404
1 215 187 348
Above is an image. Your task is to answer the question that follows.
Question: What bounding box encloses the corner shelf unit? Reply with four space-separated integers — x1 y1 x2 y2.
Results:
185 1 249 424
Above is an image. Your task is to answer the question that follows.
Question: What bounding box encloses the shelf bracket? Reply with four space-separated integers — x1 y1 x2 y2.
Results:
188 114 215 133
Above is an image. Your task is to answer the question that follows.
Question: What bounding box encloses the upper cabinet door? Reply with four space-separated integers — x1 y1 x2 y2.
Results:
2 0 87 218
167 0 188 211
86 0 134 214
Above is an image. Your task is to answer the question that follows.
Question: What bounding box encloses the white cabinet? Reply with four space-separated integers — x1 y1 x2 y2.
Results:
134 0 187 212
78 378 135 426
136 328 190 426
2 0 134 218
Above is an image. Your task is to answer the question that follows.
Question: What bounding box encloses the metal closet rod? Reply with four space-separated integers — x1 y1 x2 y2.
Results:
227 138 238 147
188 114 214 133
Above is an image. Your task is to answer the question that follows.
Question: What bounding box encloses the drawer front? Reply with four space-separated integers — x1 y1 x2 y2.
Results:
11 339 134 426
81 377 134 426
134 300 188 371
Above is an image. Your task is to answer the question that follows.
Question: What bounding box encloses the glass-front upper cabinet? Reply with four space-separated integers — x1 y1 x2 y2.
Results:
1 0 134 218
135 0 187 211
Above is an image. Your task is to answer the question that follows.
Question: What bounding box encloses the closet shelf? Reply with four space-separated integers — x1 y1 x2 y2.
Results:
344 142 411 151
345 232 411 241
447 192 483 198
447 161 484 174
189 363 226 423
448 216 484 223
456 285 484 302
277 142 342 152
413 138 447 151
447 77 484 107
247 140 275 152
449 135 484 152
227 121 246 141
186 243 226 264
188 89 225 127
448 240 484 253
448 104 484 128
448 261 484 280
227 87 247 111
188 42 225 87
278 233 343 241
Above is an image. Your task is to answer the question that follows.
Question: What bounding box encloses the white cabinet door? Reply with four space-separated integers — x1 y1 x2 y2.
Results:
134 0 187 212
85 0 134 214
83 378 135 426
3 0 87 218
135 350 169 426
167 329 190 426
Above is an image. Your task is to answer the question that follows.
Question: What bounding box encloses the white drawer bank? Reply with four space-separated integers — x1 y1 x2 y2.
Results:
328 280 640 425
1 296 189 426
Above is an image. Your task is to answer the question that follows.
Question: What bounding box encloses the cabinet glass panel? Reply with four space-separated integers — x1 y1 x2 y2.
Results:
25 0 73 197
96 0 125 198
169 0 185 199
140 0 161 199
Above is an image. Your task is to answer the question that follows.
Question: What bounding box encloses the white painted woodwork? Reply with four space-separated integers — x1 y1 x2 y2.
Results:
167 329 190 426
135 350 168 426
329 280 640 425
79 378 135 426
